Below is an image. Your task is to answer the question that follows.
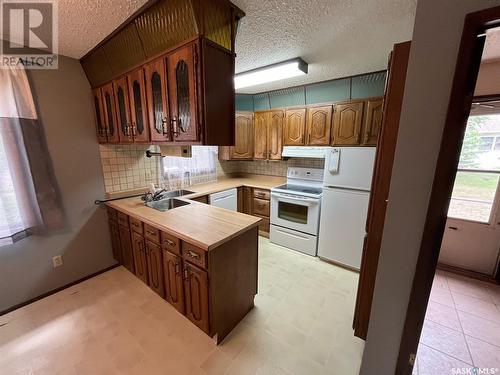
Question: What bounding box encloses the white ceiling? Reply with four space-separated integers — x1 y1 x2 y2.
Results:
55 0 416 93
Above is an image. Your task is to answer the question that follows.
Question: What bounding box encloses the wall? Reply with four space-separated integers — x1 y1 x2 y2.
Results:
219 158 324 177
476 60 500 96
360 1 500 374
0 56 116 312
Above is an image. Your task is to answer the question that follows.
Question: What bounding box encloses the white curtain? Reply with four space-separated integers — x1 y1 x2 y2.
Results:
0 66 62 246
161 146 218 189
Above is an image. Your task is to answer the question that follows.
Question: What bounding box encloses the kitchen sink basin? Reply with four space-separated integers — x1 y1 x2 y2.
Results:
146 198 191 212
158 189 195 199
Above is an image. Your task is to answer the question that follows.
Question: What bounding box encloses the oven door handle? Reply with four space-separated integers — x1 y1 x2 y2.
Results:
271 192 320 204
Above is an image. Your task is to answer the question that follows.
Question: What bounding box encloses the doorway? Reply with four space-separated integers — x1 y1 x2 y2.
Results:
397 7 500 375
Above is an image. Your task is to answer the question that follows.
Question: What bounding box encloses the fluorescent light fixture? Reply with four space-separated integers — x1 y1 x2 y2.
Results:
234 58 308 90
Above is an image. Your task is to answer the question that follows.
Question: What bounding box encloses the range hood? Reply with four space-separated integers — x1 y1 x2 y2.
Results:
282 146 330 159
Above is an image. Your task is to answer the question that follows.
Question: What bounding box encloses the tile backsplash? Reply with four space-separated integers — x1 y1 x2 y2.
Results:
99 144 159 193
218 158 325 177
99 144 325 193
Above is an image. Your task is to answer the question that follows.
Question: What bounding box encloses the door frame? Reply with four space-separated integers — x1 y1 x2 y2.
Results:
396 6 500 374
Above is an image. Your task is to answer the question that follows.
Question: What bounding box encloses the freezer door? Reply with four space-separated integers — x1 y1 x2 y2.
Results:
324 147 376 191
317 187 370 270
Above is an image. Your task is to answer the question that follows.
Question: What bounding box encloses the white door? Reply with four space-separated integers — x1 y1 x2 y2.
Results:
439 114 500 276
317 187 370 270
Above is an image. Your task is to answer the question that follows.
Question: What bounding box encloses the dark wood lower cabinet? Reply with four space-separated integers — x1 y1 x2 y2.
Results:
131 231 149 285
162 250 185 314
183 261 210 333
108 218 122 263
118 225 135 273
146 240 165 298
106 207 258 343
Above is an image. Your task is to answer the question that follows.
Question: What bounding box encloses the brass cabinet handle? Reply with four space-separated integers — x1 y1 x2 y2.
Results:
175 262 180 275
164 239 175 247
132 222 139 227
183 268 189 280
131 122 137 137
171 117 179 137
161 116 169 135
146 230 156 236
187 250 200 259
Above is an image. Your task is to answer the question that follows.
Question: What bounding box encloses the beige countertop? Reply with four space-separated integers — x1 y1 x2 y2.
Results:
106 174 286 251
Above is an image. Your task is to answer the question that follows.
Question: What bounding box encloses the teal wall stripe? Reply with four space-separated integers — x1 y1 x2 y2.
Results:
235 94 254 112
351 71 387 99
269 87 306 108
305 78 351 105
253 93 271 111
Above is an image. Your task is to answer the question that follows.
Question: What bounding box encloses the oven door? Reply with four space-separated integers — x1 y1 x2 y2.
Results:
270 192 321 235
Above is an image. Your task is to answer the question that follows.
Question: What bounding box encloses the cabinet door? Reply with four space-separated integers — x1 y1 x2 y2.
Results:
131 231 149 285
253 112 268 160
332 101 364 145
108 219 122 263
146 240 165 298
363 99 383 146
268 111 284 160
162 250 185 314
144 58 170 142
230 112 253 159
101 83 119 143
92 88 108 143
243 186 253 214
167 43 199 142
306 106 332 145
113 77 133 143
284 108 306 146
128 68 150 143
183 262 209 333
118 225 135 273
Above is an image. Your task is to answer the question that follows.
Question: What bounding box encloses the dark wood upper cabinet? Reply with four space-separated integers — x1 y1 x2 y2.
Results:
183 261 209 333
268 111 284 160
284 108 306 146
363 99 384 146
92 88 108 143
127 68 150 143
101 83 119 143
162 250 185 314
332 101 364 145
230 112 253 159
253 112 268 160
113 76 133 143
146 240 165 298
306 105 332 145
144 58 170 143
131 231 149 285
167 43 198 143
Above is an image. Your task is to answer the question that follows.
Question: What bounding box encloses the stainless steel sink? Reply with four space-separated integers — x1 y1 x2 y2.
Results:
158 189 195 199
146 197 191 212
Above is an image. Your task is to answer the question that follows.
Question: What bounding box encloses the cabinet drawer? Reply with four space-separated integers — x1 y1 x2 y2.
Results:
254 214 270 233
253 198 270 217
144 224 160 244
182 242 207 269
161 231 181 255
253 188 270 200
117 212 129 228
129 217 143 235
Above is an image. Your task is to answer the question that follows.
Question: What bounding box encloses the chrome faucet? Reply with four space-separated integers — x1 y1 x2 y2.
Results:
141 188 166 203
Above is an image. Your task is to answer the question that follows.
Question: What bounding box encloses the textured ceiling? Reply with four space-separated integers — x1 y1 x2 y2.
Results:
58 0 148 59
232 0 417 93
54 0 416 94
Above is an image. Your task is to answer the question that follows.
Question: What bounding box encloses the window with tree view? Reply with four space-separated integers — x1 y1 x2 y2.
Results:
448 114 500 223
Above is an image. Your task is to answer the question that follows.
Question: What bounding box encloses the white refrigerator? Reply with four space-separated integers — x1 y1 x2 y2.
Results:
318 147 376 270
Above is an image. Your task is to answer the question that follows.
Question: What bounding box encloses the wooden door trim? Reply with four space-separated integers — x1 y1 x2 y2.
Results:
396 7 500 374
354 42 411 340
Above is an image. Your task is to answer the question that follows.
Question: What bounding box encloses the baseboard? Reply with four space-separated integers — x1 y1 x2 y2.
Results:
0 263 120 317
437 263 499 285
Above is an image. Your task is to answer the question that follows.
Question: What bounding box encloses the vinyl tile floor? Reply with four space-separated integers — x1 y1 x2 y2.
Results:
413 270 500 375
0 237 364 375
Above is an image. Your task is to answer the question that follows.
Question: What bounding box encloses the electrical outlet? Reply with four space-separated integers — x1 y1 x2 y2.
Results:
52 255 63 268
